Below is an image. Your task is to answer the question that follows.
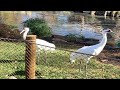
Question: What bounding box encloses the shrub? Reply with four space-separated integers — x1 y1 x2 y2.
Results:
23 18 52 38
0 24 21 39
116 41 120 48
65 34 85 42
65 34 77 42
76 35 85 42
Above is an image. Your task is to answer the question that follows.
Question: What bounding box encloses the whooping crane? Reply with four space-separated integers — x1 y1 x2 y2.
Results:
70 28 113 77
20 27 56 51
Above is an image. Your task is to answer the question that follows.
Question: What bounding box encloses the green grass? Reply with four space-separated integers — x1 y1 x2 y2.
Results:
0 41 120 79
36 50 120 79
0 41 25 79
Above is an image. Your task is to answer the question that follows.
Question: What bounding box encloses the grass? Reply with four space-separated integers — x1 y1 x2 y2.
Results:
0 41 25 79
0 40 120 79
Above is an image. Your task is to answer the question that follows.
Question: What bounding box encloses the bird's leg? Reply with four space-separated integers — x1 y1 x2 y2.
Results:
85 58 91 79
102 65 104 79
85 60 87 79
79 60 82 72
43 50 47 65
36 49 40 65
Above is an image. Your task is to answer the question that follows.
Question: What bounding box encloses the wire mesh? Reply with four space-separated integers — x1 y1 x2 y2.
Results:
35 41 120 79
0 34 120 79
0 38 26 79
0 31 120 79
0 12 120 79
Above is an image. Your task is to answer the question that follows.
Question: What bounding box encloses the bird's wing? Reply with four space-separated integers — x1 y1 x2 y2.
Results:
36 39 50 45
76 46 97 55
36 39 55 48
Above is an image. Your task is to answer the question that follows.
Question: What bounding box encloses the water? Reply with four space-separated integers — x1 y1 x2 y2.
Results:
0 11 120 47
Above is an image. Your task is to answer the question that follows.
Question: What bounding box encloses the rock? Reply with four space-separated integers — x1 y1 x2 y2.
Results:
101 59 108 62
9 76 17 79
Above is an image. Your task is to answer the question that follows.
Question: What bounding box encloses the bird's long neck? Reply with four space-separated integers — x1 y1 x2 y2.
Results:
98 33 107 48
23 31 29 40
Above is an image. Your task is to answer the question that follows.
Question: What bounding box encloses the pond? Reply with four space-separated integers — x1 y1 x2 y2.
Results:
0 11 120 48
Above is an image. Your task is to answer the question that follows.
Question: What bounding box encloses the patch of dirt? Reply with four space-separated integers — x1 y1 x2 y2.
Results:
99 59 120 66
97 48 120 66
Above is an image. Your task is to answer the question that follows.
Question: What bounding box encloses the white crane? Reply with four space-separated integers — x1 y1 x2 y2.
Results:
70 29 113 77
20 27 56 51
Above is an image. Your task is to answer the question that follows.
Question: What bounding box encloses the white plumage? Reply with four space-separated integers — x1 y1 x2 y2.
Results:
70 28 113 63
20 27 56 51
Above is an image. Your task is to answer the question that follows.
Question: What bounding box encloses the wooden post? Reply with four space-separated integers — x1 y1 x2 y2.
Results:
25 35 36 79
81 16 84 29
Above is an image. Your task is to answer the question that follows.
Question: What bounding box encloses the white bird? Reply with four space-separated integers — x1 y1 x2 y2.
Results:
70 29 113 77
20 27 56 51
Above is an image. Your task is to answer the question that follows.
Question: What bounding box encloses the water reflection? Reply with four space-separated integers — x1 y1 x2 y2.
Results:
0 11 120 47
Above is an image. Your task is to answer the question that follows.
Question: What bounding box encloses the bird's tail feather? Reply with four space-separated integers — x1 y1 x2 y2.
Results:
70 52 82 64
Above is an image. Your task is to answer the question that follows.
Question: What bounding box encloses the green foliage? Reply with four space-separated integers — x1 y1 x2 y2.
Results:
76 35 85 42
23 18 52 38
116 41 120 47
65 34 85 42
65 34 77 42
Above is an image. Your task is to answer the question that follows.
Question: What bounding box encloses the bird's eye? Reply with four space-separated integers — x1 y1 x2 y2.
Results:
107 29 111 32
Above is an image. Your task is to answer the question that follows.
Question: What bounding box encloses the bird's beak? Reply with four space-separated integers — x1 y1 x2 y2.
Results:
111 30 113 32
110 30 114 33
111 30 116 35
20 29 25 34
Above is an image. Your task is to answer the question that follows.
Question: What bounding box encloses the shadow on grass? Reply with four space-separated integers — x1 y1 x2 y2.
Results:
8 70 42 77
0 60 24 63
8 70 25 76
